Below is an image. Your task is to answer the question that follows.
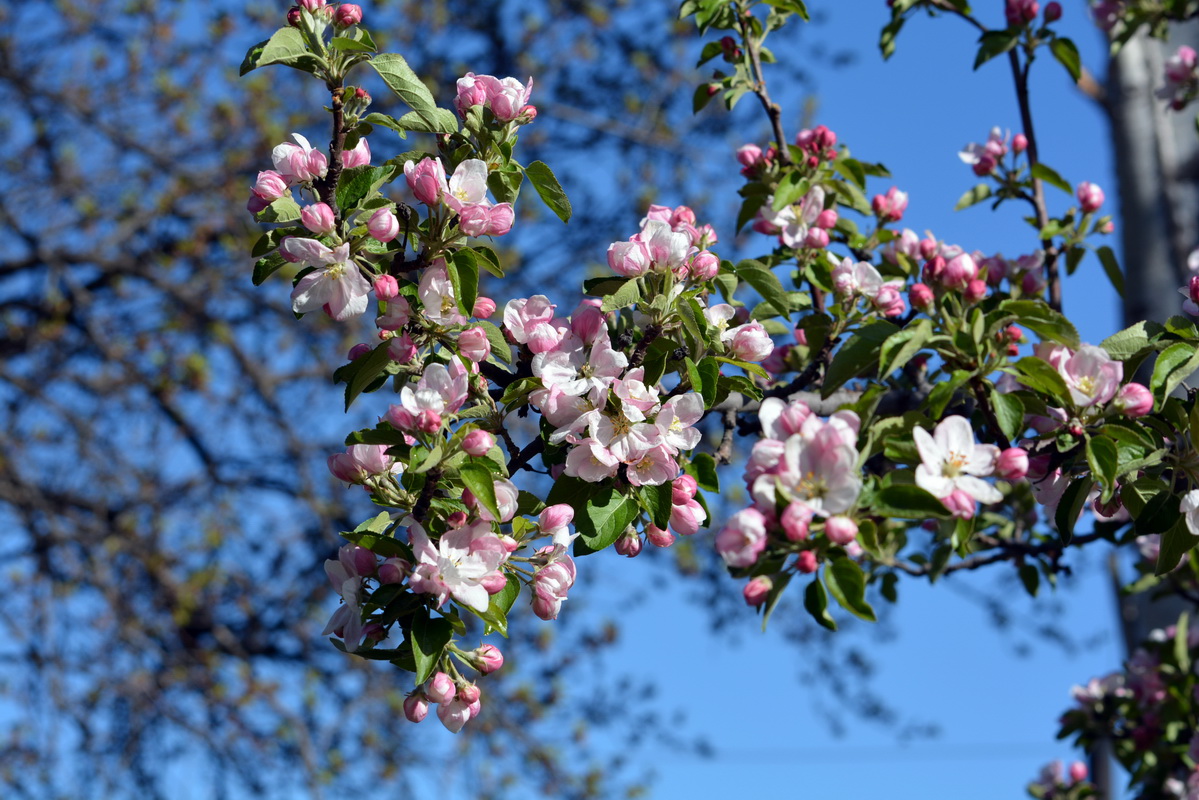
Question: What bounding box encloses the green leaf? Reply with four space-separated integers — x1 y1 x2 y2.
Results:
772 171 810 211
459 461 500 520
487 167 523 205
998 299 1079 348
803 577 837 631
368 53 439 126
395 108 458 134
974 29 1019 70
1151 342 1199 407
991 390 1025 442
329 35 376 52
411 612 452 684
1176 612 1192 674
601 279 641 313
1018 563 1040 597
476 319 512 364
954 183 992 211
1157 516 1199 576
252 251 288 286
760 572 793 633
639 483 673 530
697 357 721 407
1054 474 1092 544
475 575 520 637
822 320 899 397
336 165 391 212
736 260 791 320
685 452 720 493
1030 163 1074 195
1096 246 1125 298
1101 320 1157 360
824 558 876 622
926 370 971 417
574 487 639 556
240 28 320 76
1086 436 1119 495
255 195 302 223
1050 37 1082 83
525 160 572 223
878 319 932 377
448 249 479 317
874 484 951 519
1012 356 1071 406
339 342 392 411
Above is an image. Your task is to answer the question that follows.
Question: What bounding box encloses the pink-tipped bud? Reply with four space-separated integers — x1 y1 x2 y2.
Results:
473 296 497 318
972 154 997 176
301 202 335 235
614 531 642 558
426 672 456 704
796 550 819 574
298 0 327 9
404 693 429 723
286 6 303 26
1077 181 1104 214
996 448 1029 481
910 282 935 310
689 250 720 281
1012 133 1028 153
672 474 699 503
388 333 416 364
417 409 442 434
963 278 987 304
348 342 372 360
922 255 946 284
334 3 362 26
480 572 509 594
918 238 939 261
804 228 830 249
1022 269 1047 295
1044 2 1062 22
781 502 812 541
457 683 481 705
378 558 409 584
539 504 574 535
368 207 400 242
1115 383 1153 417
824 515 858 546
1068 761 1087 783
475 644 504 674
743 576 772 607
446 511 469 528
736 143 763 168
458 326 491 363
942 253 979 289
646 524 675 548
815 209 839 230
373 274 399 300
942 489 976 519
462 429 495 457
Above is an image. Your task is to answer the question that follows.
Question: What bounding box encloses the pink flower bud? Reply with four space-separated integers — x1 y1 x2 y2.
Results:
570 299 607 342
1068 761 1087 783
342 136 371 169
910 282 934 310
368 207 400 242
539 504 574 535
824 515 858 545
689 250 720 281
871 187 908 222
815 209 839 230
646 525 675 548
298 0 327 9
804 228 830 249
379 558 408 584
388 333 417 364
1012 133 1028 153
796 550 819 574
996 447 1029 481
672 474 698 503
918 238 939 261
480 572 509 594
1044 1 1062 22
373 274 399 300
1076 181 1104 214
781 502 812 541
963 279 987 304
972 154 996 176
457 683 481 705
736 143 763 168
473 296 497 318
404 157 447 206
287 6 303 26
301 202 335 235
334 3 362 26
426 672 456 704
458 326 491 363
942 489 976 519
348 342 371 360
614 532 642 558
446 511 468 528
743 576 772 607
462 429 496 457
1022 269 1047 295
417 409 442 434
922 255 946 284
1116 382 1153 417
403 694 429 723
484 203 515 237
942 253 978 289
475 644 504 675
252 170 289 202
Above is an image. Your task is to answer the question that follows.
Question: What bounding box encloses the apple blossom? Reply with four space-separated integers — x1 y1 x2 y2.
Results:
342 136 370 168
914 415 1002 507
285 239 372 321
715 508 768 568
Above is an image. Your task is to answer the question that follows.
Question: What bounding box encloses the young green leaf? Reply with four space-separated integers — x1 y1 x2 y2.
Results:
525 160 572 223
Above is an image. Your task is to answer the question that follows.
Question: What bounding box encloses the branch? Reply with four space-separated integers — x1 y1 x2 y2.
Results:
739 11 791 166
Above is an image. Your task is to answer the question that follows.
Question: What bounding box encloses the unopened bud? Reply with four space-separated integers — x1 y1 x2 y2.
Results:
1115 383 1153 417
824 516 858 545
334 3 362 26
614 531 642 558
373 274 399 300
796 550 819 574
995 447 1029 481
348 342 371 360
646 524 675 548
403 693 429 723
743 576 772 607
473 296 497 318
1044 2 1062 23
475 644 504 674
1012 133 1028 153
462 429 496 457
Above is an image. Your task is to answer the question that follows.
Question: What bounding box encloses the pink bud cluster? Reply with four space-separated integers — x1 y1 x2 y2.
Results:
607 204 717 277
404 157 514 237
454 72 536 123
